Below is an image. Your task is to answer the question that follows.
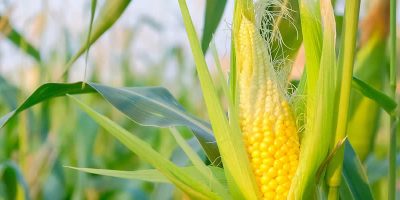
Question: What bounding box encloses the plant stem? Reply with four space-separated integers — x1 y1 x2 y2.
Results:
178 0 260 198
326 0 361 199
389 0 397 199
327 188 338 200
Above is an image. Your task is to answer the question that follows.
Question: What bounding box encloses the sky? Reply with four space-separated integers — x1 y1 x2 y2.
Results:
0 0 398 88
0 0 234 85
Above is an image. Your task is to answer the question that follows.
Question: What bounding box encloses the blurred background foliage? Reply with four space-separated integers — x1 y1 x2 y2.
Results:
0 0 398 199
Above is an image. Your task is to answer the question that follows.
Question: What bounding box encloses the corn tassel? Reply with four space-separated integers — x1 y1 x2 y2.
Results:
237 15 300 199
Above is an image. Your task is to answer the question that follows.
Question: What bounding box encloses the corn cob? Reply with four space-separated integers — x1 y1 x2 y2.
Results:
237 16 300 200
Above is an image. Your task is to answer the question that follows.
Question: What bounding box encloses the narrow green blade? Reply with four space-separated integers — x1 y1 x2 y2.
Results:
0 161 30 200
291 0 336 197
69 96 220 199
170 128 229 199
340 141 374 200
62 0 131 76
178 0 260 198
67 166 227 186
0 82 220 164
352 77 397 116
201 0 227 52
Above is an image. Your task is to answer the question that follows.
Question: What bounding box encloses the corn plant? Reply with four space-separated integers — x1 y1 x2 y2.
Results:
0 0 398 199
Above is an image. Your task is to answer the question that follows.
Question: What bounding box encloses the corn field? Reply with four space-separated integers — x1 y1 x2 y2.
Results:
0 0 399 199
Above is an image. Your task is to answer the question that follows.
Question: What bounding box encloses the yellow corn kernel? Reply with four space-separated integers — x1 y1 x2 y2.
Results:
237 15 300 199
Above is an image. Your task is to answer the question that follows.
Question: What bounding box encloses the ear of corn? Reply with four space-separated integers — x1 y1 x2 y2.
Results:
236 9 300 199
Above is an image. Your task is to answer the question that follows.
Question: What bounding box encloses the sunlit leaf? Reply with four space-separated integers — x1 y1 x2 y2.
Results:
88 83 219 163
0 82 95 128
67 166 227 186
298 0 322 94
69 96 221 199
82 0 98 84
0 161 30 200
62 0 131 76
179 0 259 198
170 128 229 198
0 82 220 164
291 0 336 198
201 0 227 52
352 77 397 116
340 141 373 200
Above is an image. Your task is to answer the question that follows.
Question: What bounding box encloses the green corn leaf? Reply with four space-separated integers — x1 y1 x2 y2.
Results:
0 85 136 122
178 0 260 198
0 82 220 165
0 161 30 200
170 128 215 169
291 0 337 198
66 166 227 186
339 141 374 200
62 0 131 76
291 1 324 196
82 0 98 84
69 96 221 199
229 38 238 107
210 42 239 128
298 0 322 96
352 77 397 116
339 175 355 200
326 0 361 197
88 83 219 163
68 167 171 183
0 15 41 62
210 42 229 102
0 82 96 128
170 128 229 199
201 0 227 53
